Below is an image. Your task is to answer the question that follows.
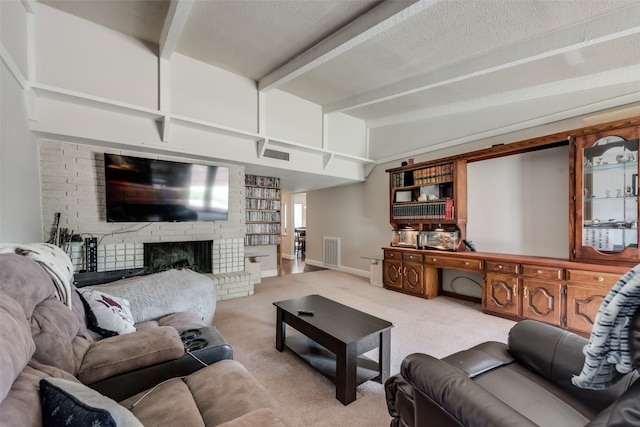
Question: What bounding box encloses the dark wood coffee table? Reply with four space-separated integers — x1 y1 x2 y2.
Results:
273 294 393 405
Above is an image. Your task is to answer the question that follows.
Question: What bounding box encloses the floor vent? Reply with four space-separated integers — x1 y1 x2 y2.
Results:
323 236 341 268
263 149 290 161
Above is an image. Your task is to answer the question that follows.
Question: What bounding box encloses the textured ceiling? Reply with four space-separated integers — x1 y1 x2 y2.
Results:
38 0 640 191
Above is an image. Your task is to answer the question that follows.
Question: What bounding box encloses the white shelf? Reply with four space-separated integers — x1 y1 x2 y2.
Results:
31 83 375 168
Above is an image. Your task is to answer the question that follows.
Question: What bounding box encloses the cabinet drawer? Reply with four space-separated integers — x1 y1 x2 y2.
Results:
485 261 519 275
566 269 621 287
426 256 483 271
522 265 563 281
384 251 402 260
403 252 423 262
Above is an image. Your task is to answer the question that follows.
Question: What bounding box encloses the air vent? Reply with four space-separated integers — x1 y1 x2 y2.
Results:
323 236 341 268
263 149 290 161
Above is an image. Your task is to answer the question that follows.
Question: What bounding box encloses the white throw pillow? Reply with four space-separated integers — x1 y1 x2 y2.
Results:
78 289 136 337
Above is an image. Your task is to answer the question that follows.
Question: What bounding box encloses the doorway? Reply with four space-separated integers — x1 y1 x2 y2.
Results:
282 193 307 274
293 194 306 258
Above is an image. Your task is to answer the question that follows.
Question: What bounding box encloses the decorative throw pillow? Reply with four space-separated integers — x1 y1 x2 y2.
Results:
77 289 136 337
39 378 143 427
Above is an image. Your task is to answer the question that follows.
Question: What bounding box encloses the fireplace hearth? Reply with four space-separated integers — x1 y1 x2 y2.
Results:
144 241 213 274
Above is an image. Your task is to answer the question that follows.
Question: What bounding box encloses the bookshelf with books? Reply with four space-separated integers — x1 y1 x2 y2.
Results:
386 159 467 249
245 174 282 247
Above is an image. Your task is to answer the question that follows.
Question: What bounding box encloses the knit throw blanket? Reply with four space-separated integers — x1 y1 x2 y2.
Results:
572 264 640 390
85 269 217 325
0 243 74 309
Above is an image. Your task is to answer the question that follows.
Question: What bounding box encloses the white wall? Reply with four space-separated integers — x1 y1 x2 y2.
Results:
1 61 43 242
1 0 29 77
1 1 43 243
326 112 367 157
35 3 158 108
171 53 257 131
265 90 322 147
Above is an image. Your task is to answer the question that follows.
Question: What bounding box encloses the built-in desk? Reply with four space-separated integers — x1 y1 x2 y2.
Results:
382 247 629 336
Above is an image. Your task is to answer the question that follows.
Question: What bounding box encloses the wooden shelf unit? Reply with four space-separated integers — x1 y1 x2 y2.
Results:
386 158 467 247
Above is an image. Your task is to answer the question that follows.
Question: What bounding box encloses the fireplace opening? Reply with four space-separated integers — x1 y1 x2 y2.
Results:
144 241 212 274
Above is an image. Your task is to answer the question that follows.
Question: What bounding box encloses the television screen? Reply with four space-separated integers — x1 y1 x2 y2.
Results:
104 154 229 222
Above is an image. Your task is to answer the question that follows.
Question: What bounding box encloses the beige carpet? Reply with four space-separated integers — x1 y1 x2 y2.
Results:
213 270 516 427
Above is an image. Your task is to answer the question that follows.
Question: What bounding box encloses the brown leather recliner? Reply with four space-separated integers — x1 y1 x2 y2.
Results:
385 313 640 427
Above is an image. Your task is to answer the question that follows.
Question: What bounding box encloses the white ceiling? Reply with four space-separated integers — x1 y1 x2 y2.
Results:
39 0 640 191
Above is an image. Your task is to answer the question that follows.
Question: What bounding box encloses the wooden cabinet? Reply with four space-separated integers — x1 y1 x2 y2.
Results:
484 261 520 317
565 269 621 335
402 254 424 296
520 264 563 326
570 125 639 266
383 250 438 298
383 251 403 290
382 246 628 335
521 279 563 326
425 255 482 272
484 272 520 317
386 159 467 249
484 263 563 326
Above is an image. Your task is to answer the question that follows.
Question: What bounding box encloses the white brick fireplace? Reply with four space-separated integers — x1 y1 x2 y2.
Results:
40 140 252 299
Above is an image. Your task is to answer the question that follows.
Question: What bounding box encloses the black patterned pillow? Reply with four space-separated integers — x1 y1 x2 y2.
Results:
40 378 143 427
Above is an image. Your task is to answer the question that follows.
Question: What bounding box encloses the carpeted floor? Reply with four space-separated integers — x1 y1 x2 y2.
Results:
213 269 516 427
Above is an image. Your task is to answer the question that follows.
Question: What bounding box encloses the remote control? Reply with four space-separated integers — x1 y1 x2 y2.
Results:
297 310 314 316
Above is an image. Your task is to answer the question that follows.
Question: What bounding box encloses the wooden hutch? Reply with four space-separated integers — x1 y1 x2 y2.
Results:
383 116 640 336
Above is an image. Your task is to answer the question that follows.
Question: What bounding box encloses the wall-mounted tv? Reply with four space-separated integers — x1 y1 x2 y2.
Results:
104 153 229 222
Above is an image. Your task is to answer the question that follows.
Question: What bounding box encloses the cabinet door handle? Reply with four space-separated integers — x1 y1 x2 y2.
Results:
512 285 517 297
597 277 604 282
403 267 407 276
524 286 528 299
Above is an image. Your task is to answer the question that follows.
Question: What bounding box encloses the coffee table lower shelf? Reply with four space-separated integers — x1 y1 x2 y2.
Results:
285 334 381 385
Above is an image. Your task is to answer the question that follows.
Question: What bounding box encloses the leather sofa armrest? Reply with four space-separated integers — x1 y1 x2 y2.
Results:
385 373 415 427
508 320 586 383
78 326 184 384
442 341 514 378
508 320 633 412
401 353 538 427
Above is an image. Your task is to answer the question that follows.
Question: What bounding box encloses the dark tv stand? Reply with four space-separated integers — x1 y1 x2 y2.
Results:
74 267 149 287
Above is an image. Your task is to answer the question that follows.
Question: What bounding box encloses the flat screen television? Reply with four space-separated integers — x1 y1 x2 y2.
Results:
104 154 229 222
